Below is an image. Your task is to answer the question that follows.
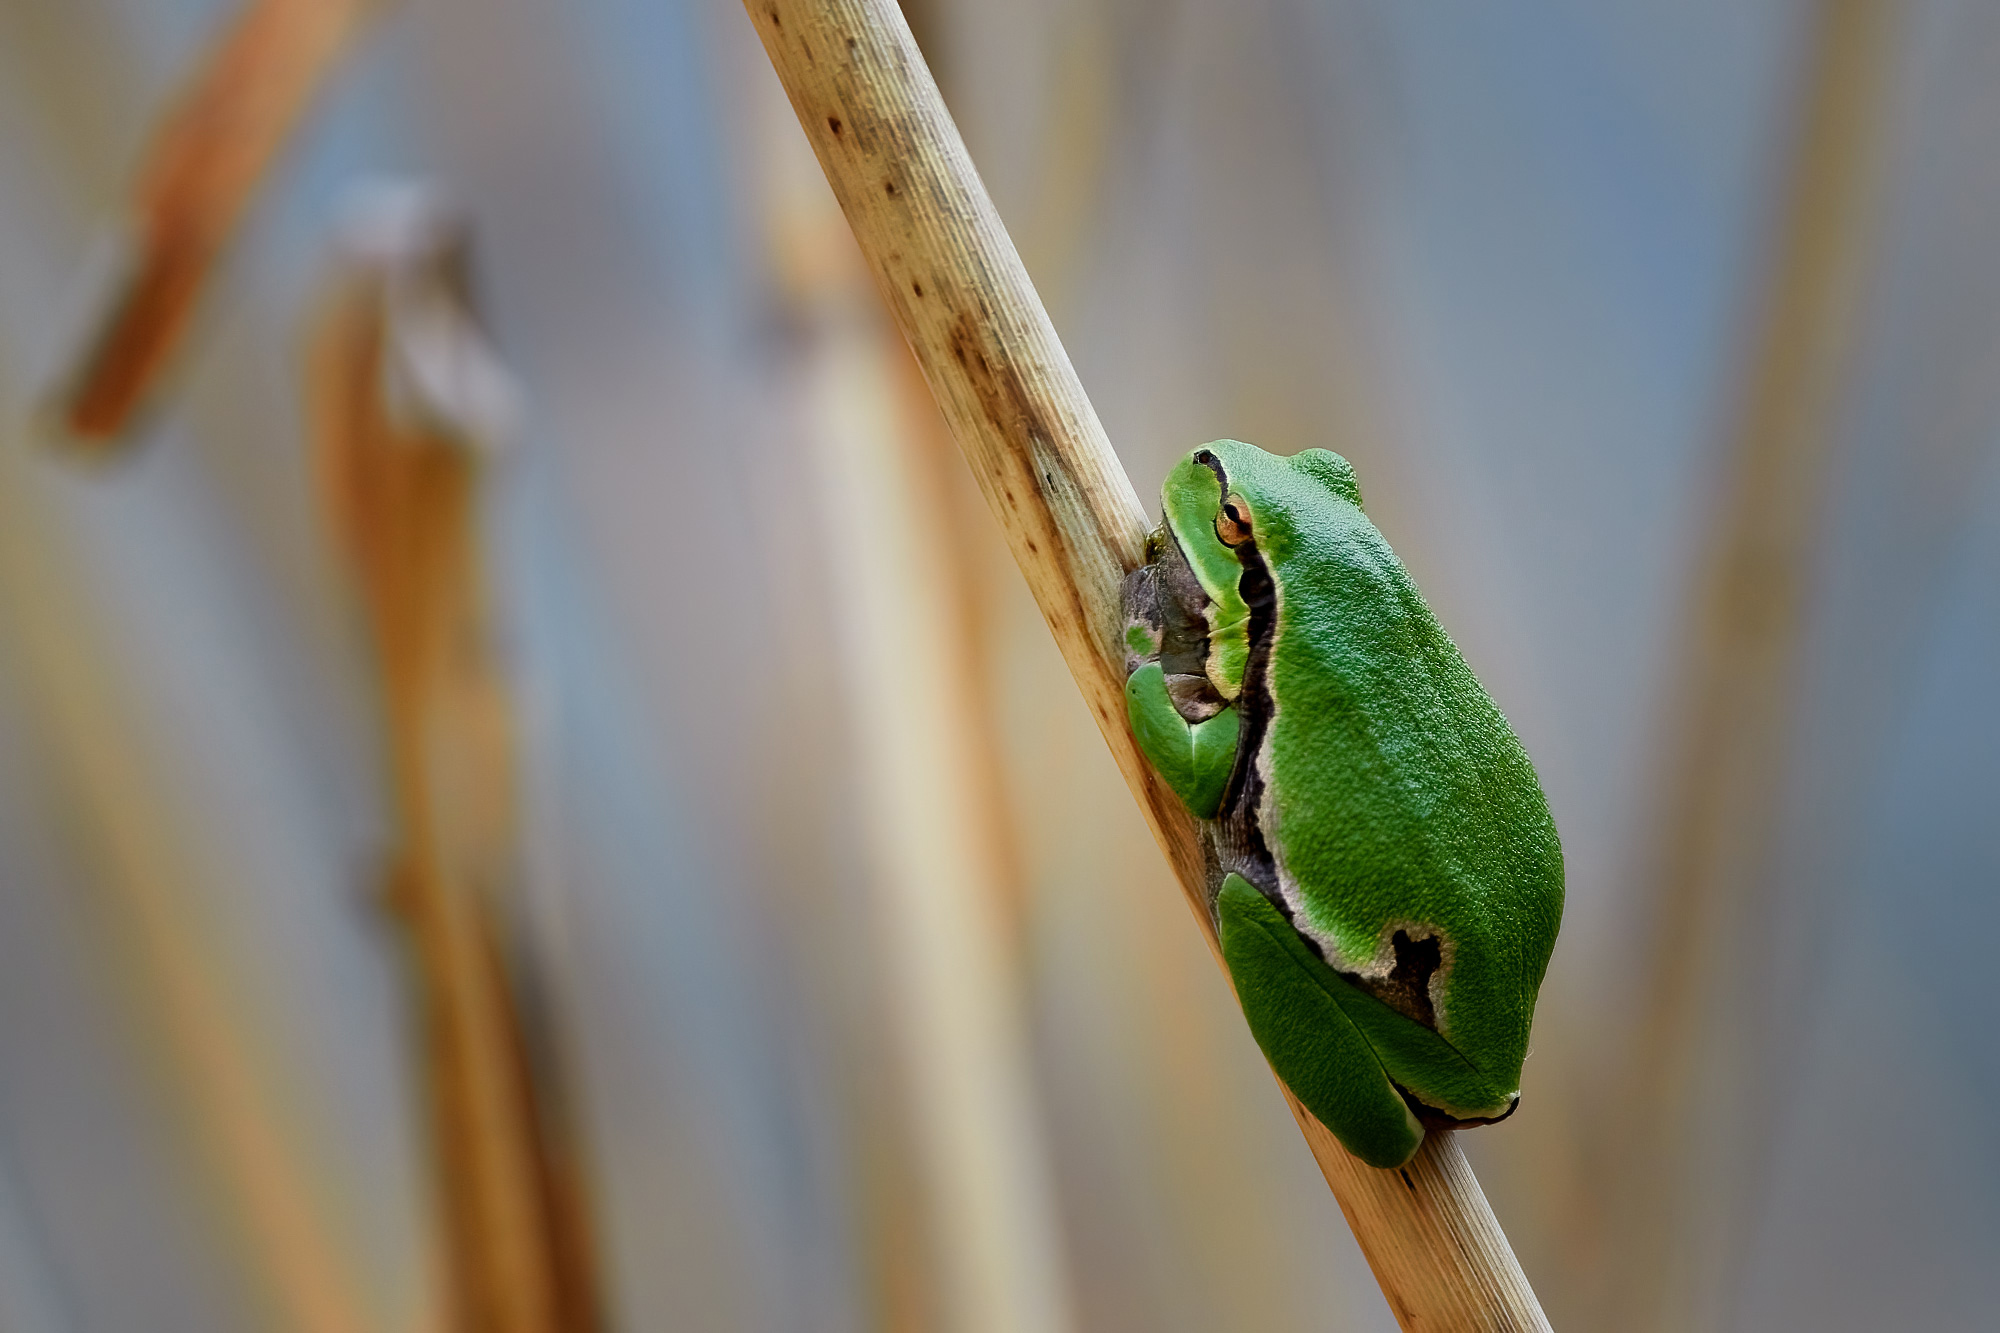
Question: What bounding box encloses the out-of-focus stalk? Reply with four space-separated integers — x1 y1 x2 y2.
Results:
0 432 380 1333
762 111 1075 1333
308 187 597 1333
1594 2 1900 1327
42 0 380 455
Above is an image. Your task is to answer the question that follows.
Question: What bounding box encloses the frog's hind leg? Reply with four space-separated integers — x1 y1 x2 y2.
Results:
1216 875 1424 1168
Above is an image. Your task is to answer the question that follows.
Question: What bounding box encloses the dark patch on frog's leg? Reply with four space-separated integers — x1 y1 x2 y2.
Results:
1361 930 1441 1031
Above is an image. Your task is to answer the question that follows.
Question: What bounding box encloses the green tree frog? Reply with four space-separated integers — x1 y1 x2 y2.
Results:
1120 441 1563 1168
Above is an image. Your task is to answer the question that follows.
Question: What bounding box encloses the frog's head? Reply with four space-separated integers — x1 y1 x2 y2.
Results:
1156 441 1363 701
1162 442 1362 567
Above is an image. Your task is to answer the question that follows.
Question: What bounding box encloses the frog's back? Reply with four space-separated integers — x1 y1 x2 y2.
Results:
1214 443 1562 1064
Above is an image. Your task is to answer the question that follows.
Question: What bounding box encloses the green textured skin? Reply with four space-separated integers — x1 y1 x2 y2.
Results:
1125 664 1239 818
1126 441 1563 1167
1218 876 1420 1167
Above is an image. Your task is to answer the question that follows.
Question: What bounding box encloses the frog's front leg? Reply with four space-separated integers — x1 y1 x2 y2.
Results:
1122 564 1239 818
1124 664 1238 819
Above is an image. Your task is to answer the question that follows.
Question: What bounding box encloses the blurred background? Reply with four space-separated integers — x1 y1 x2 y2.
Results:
0 0 1997 1329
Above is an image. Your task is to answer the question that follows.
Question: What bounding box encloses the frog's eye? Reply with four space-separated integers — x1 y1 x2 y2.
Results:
1215 496 1253 547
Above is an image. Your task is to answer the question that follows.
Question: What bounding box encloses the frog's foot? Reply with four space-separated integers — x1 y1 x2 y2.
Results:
1217 876 1516 1168
1125 662 1238 819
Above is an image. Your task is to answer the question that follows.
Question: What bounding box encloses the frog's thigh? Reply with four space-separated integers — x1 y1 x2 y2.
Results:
1217 876 1423 1168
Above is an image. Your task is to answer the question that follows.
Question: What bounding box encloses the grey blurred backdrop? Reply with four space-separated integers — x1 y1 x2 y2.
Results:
0 0 1996 1329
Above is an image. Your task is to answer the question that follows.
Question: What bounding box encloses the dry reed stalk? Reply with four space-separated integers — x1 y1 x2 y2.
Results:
44 0 379 453
768 141 1075 1331
309 193 596 1333
1598 1 1900 1325
744 1 1547 1326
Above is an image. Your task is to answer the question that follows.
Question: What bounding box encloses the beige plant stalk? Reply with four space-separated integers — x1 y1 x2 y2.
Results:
743 1 1549 1326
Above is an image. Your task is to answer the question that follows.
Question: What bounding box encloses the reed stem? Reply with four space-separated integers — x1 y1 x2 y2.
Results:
743 2 1548 1325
